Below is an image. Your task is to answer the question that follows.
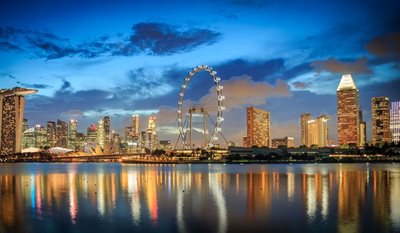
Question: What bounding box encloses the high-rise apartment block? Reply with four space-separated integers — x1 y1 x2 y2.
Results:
391 101 400 143
307 115 330 147
271 137 295 148
68 119 78 150
337 74 360 147
97 119 105 148
372 96 391 145
0 87 37 155
132 114 139 137
104 116 111 142
56 119 68 148
246 106 270 147
300 113 312 146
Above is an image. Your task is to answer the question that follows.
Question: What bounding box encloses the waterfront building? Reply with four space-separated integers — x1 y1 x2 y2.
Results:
391 101 400 143
68 119 78 150
307 115 330 147
246 106 270 147
0 87 37 155
47 121 56 147
56 119 68 148
271 137 295 148
22 127 36 148
132 114 139 137
337 74 360 147
159 140 172 151
372 96 391 145
97 119 105 148
300 113 312 146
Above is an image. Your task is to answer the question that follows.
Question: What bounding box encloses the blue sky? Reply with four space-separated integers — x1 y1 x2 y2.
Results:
1 0 400 146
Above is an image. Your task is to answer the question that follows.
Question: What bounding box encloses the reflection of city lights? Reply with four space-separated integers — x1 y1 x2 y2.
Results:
390 172 400 229
69 173 77 224
128 172 141 225
209 174 227 233
306 175 316 221
97 173 105 216
321 175 329 221
287 172 294 201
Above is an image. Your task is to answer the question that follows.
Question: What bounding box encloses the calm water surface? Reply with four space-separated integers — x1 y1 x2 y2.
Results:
0 163 399 233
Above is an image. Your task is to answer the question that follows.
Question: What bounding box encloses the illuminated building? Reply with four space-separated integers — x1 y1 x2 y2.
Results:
56 119 68 148
148 114 156 132
87 124 97 143
271 137 295 148
372 96 392 145
159 140 172 150
97 119 105 148
307 115 330 147
391 101 400 143
132 114 139 137
337 74 360 147
104 116 111 142
112 131 121 153
246 106 270 147
300 113 312 146
0 87 37 155
75 133 86 151
124 126 133 142
68 119 77 150
243 136 247 147
359 110 366 146
47 121 56 147
34 124 48 148
22 127 35 148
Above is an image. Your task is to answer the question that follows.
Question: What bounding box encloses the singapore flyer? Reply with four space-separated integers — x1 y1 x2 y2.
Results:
177 65 225 149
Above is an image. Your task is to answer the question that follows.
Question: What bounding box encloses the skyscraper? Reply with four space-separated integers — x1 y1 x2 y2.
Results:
47 121 56 147
307 115 330 147
391 101 400 143
104 116 111 142
0 87 37 155
372 96 391 145
246 106 270 147
132 114 139 137
56 119 68 148
146 114 158 151
97 119 106 148
124 126 133 142
337 74 360 147
68 119 77 150
148 114 156 132
87 124 97 143
300 113 312 146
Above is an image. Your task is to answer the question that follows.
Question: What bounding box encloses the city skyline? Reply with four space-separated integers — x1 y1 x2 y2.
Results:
1 0 400 145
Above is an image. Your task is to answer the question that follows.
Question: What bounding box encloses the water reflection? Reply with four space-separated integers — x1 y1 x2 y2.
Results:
0 163 399 233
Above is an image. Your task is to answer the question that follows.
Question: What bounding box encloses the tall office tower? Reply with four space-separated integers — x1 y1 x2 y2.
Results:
104 116 111 142
132 114 139 137
124 126 133 142
56 119 68 148
391 101 400 143
337 74 360 147
300 113 312 146
359 110 367 147
87 124 97 143
22 127 36 148
246 106 270 147
47 121 56 147
68 119 78 150
372 96 392 145
34 124 48 148
22 119 28 132
112 131 121 153
97 119 106 148
243 136 248 147
307 115 330 147
148 114 156 132
0 87 37 155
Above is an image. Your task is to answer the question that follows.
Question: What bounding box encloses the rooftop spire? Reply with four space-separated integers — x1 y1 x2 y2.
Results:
337 74 358 91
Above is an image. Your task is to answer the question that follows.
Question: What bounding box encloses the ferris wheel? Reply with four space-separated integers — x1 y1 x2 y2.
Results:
177 65 225 149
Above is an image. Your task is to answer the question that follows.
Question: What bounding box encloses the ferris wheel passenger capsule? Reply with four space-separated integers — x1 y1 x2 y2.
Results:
218 95 225 101
217 85 223 90
217 117 224 122
211 136 218 141
215 127 222 132
214 77 221 82
218 106 225 111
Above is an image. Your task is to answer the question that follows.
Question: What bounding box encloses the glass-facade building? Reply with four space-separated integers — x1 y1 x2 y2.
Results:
372 96 392 145
391 101 400 143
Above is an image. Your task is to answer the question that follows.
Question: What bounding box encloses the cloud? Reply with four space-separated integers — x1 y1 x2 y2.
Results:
122 22 222 56
311 57 372 75
0 23 222 59
62 109 84 118
198 75 291 111
367 33 400 60
291 81 310 89
16 82 52 89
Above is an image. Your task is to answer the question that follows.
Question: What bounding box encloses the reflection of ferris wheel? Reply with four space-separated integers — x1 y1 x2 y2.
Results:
177 65 225 149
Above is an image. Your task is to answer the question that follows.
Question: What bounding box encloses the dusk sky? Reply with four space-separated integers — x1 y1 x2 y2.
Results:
1 0 400 146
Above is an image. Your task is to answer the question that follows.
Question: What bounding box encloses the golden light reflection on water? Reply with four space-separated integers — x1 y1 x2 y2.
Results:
0 164 399 233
